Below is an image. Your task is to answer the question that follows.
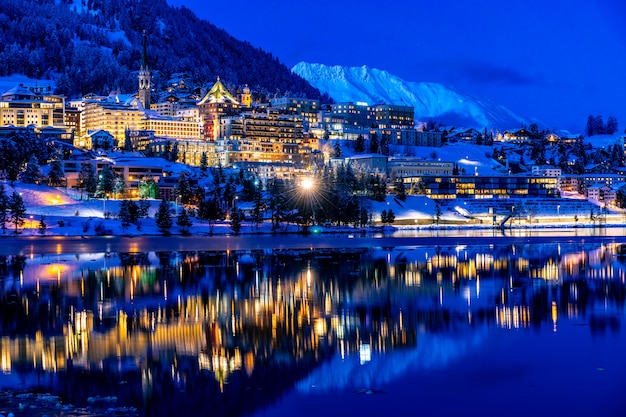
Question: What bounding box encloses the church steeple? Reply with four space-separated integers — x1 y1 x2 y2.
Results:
138 30 151 110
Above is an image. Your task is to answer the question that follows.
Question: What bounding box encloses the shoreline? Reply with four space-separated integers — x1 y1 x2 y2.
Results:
1 229 626 255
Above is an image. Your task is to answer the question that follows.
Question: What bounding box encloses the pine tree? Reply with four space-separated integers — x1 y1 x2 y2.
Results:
585 115 595 137
96 165 115 198
48 157 65 187
380 133 390 155
38 214 47 235
175 172 193 204
118 200 131 229
394 178 407 201
176 207 193 234
155 199 173 234
332 142 343 158
230 208 244 235
200 152 208 173
8 191 26 234
79 163 98 198
369 132 379 153
114 176 126 198
606 116 619 135
0 184 7 234
354 134 365 153
138 199 151 218
21 154 42 184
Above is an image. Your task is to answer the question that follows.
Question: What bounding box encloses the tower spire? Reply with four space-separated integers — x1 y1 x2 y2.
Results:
138 29 151 110
141 30 148 70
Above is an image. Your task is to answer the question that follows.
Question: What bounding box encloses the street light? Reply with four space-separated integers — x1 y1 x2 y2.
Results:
557 204 560 221
300 177 315 227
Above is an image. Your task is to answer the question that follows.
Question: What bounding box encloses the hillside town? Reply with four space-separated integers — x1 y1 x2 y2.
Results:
0 33 625 233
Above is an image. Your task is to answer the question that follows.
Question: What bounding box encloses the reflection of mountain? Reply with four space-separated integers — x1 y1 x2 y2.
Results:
0 244 625 415
298 329 486 393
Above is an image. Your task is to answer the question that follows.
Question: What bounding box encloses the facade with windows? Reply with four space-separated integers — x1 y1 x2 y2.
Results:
405 175 559 199
0 85 65 128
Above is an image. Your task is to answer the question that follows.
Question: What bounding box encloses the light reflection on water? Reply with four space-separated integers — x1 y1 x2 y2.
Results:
0 242 625 416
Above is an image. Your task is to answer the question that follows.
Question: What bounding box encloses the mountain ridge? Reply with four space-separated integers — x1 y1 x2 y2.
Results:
0 0 322 99
292 62 537 130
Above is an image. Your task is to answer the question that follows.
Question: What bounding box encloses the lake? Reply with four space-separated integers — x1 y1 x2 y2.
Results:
0 236 625 416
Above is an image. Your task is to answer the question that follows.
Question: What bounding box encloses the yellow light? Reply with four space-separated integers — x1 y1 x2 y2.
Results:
301 178 314 190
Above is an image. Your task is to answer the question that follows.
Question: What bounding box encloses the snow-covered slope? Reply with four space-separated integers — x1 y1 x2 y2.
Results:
292 62 533 130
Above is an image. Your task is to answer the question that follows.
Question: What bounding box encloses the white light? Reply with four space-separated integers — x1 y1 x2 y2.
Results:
301 178 314 190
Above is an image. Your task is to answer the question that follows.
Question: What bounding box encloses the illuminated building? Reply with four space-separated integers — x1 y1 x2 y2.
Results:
373 127 442 147
220 109 318 166
372 104 414 129
198 77 241 141
329 102 372 128
270 96 320 128
0 84 65 128
388 158 454 177
404 175 559 199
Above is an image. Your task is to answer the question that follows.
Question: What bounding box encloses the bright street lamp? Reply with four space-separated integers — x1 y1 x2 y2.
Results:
301 177 314 190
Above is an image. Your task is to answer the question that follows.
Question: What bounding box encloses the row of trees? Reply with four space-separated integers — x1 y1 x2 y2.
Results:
586 115 619 137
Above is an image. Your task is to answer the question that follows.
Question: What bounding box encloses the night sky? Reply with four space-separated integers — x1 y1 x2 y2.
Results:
167 0 626 132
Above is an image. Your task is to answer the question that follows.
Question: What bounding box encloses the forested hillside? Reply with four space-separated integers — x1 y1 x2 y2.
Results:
0 0 322 99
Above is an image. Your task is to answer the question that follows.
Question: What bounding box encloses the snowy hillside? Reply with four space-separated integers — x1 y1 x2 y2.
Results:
292 62 534 130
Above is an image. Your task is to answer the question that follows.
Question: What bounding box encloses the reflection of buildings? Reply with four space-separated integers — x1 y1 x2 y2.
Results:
0 244 625 414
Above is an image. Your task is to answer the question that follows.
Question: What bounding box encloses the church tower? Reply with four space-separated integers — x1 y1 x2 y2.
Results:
138 30 151 110
241 84 251 108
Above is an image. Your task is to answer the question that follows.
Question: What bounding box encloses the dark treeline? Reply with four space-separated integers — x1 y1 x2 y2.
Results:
0 0 323 100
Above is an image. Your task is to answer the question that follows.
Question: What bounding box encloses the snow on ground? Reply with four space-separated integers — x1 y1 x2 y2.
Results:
583 133 623 149
404 142 503 176
2 181 623 237
0 75 54 94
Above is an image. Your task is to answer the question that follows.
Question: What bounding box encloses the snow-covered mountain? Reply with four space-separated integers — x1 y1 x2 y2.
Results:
292 62 534 130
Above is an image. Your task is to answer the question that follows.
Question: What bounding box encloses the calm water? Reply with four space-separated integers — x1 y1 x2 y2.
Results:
0 239 625 416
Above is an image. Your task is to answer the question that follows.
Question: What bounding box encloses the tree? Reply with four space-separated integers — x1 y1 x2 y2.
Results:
369 132 379 153
155 199 173 234
434 203 442 225
175 172 193 204
252 188 266 229
380 133 390 156
0 184 7 234
176 207 193 234
381 209 395 225
118 200 140 229
48 157 65 187
586 115 595 137
593 115 605 135
138 199 151 219
79 163 98 198
8 191 26 233
139 178 159 199
198 197 223 234
230 208 244 235
21 154 42 184
96 165 115 198
200 152 208 174
37 214 47 235
606 116 619 135
113 176 126 198
332 142 343 158
354 134 365 153
393 178 407 201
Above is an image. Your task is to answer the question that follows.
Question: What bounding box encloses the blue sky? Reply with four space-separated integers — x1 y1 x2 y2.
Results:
167 0 626 132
